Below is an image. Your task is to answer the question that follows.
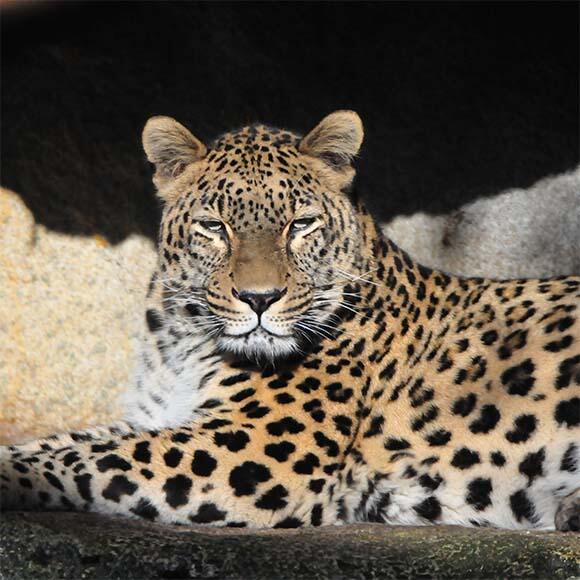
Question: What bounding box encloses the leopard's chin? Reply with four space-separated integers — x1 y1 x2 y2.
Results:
217 327 300 361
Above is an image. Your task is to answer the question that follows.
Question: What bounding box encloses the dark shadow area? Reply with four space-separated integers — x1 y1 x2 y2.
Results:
2 1 578 242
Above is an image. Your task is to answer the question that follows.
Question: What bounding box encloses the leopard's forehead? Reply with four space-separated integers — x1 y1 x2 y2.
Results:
187 125 325 228
212 124 301 154
205 124 308 180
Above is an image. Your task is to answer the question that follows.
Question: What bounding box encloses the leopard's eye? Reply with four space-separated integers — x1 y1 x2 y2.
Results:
199 220 225 233
289 217 318 233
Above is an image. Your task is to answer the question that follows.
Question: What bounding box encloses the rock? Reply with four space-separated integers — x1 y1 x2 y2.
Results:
0 512 579 579
383 167 580 279
0 188 157 444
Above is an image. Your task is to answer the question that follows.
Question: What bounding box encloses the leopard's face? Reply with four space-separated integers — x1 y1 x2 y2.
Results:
145 112 366 360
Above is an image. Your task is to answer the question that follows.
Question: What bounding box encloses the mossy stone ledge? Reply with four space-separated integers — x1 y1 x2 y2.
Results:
1 512 579 579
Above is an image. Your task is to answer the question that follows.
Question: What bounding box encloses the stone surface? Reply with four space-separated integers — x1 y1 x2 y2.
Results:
383 167 580 279
0 512 579 580
0 188 156 444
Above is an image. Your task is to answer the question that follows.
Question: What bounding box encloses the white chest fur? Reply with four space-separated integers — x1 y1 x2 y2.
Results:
123 324 222 430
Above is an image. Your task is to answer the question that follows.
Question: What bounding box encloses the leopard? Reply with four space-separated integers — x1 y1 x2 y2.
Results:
1 111 579 531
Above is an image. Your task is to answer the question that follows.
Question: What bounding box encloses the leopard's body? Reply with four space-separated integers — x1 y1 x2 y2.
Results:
1 112 579 531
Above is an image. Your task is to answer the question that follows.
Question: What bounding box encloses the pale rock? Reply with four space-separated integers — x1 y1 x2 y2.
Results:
0 188 156 443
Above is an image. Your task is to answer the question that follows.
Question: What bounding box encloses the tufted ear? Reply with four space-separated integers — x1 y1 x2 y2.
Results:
142 116 207 190
299 110 364 171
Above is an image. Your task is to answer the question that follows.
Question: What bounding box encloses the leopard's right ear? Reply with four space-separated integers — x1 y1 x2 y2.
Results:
142 116 207 192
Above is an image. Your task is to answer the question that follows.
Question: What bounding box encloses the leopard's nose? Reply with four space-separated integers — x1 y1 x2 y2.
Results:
234 288 285 315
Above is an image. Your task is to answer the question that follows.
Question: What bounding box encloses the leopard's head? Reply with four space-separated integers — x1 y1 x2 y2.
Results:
143 111 369 361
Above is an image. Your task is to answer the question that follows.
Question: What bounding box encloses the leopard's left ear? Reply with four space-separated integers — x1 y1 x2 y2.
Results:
299 110 364 171
142 116 207 192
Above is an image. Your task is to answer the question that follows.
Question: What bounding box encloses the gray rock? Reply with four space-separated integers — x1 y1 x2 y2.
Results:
1 512 579 580
383 167 580 279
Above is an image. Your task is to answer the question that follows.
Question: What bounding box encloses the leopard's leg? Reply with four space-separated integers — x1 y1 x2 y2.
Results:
0 417 339 528
556 489 580 532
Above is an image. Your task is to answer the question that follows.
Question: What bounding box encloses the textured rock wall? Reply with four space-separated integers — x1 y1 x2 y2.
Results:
384 168 580 279
0 188 156 444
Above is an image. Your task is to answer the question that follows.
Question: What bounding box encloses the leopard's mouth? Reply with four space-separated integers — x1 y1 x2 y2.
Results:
217 327 300 360
223 326 292 340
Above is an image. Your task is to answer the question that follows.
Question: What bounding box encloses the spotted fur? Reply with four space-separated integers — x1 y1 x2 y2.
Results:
1 112 579 531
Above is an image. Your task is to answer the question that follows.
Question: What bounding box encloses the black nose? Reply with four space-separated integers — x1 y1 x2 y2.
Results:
236 289 285 315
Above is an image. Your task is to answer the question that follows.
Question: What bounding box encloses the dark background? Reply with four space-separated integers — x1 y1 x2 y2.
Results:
2 1 578 242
